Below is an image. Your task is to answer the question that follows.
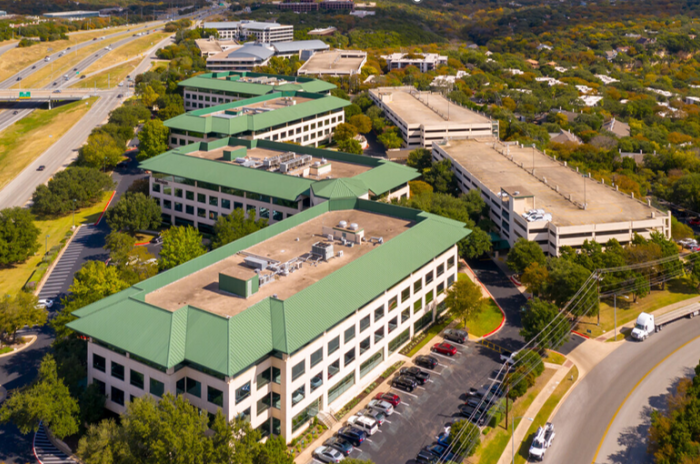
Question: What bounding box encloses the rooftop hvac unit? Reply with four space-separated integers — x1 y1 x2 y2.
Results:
338 220 348 228
349 223 359 231
280 155 312 173
311 241 334 261
263 151 295 168
244 256 269 270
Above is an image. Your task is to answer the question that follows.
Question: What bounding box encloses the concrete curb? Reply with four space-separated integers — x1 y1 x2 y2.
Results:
94 190 116 226
34 225 82 297
459 260 507 340
0 335 37 358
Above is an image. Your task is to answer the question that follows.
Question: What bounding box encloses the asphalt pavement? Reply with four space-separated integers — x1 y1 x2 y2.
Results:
546 317 700 464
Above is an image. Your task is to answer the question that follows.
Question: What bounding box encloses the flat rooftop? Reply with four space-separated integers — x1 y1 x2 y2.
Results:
186 144 371 179
195 39 237 54
370 87 492 127
204 95 314 117
440 139 663 227
298 50 367 74
145 210 413 317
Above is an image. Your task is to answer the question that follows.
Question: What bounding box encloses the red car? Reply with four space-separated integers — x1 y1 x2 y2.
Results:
690 218 700 226
374 392 401 407
432 342 458 356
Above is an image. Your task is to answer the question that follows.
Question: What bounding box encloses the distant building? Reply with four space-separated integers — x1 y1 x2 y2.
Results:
604 50 618 61
203 21 294 43
603 118 630 138
349 10 374 17
194 37 239 57
381 53 447 73
307 27 337 36
277 0 319 12
686 96 700 105
297 50 367 77
0 10 6 16
525 59 540 68
43 10 100 19
320 0 355 10
207 43 276 71
549 129 582 145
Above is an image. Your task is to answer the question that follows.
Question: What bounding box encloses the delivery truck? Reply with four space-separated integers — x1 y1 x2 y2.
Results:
631 303 700 341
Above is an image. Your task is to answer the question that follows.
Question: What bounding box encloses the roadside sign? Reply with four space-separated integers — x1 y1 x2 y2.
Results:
587 329 592 334
19 91 30 99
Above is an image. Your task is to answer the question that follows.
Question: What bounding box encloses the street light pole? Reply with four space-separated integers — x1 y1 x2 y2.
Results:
512 416 534 464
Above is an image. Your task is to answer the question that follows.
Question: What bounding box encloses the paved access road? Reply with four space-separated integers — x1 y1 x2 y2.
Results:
546 317 700 464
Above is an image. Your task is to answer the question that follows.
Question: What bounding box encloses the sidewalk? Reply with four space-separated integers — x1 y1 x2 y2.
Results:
495 360 573 464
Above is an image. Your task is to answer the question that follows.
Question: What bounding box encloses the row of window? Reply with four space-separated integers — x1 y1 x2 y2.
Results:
152 183 300 210
159 199 286 223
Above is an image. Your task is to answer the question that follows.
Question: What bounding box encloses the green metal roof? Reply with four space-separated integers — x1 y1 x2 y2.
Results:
68 199 469 377
164 91 350 135
178 71 336 97
138 137 419 202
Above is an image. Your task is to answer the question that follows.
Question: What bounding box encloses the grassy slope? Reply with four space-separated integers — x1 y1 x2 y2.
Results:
82 31 170 74
0 97 98 189
0 191 112 296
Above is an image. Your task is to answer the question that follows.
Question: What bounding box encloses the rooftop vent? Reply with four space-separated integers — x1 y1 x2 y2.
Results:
338 220 348 228
244 256 268 270
349 223 359 231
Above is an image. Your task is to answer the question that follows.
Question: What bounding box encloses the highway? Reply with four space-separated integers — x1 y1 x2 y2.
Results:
545 318 700 464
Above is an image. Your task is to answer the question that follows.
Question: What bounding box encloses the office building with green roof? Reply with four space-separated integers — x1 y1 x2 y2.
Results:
140 137 420 233
166 90 350 148
180 71 336 112
67 198 470 441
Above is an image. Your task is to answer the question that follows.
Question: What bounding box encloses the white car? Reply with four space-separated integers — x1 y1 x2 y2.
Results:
313 445 344 463
367 399 394 416
37 299 54 309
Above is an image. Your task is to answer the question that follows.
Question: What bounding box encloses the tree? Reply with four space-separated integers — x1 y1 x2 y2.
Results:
333 123 358 142
140 85 160 108
159 226 206 271
77 419 122 464
545 258 591 307
31 167 113 217
337 138 363 154
348 114 372 134
409 180 433 197
106 192 161 235
137 119 170 160
505 349 545 399
459 227 492 259
507 238 547 274
105 231 136 266
0 207 40 266
423 159 458 194
444 277 485 329
448 419 480 458
0 293 46 344
407 148 432 172
377 129 403 149
213 208 267 249
520 298 569 350
79 382 106 428
120 247 158 285
671 216 694 241
521 262 549 297
78 132 124 170
0 354 79 439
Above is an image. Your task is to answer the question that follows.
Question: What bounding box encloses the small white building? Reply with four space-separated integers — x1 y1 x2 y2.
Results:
203 20 294 43
381 53 448 73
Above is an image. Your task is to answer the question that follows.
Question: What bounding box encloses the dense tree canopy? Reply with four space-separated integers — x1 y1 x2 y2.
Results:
32 168 113 217
159 226 206 271
0 207 40 266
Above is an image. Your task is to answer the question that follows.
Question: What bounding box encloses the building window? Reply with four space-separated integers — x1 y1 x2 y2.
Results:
374 306 384 321
272 392 281 409
344 348 356 367
236 382 251 404
234 202 243 210
186 205 194 215
257 368 272 389
414 279 422 293
187 378 202 398
437 282 445 295
360 315 370 332
292 397 320 432
260 207 269 219
174 202 183 212
197 208 206 218
448 274 456 288
292 361 305 381
174 188 183 198
388 328 410 354
111 386 125 406
425 271 434 285
208 386 224 407
388 296 398 311
197 193 206 203
328 359 340 380
388 316 398 333
374 327 385 344
292 385 305 406
221 199 231 209
152 183 161 193
257 393 271 415
163 199 172 210
176 378 185 395
401 287 411 303
344 325 356 343
310 347 323 368
209 211 218 221
437 264 445 276
163 186 172 196
360 350 384 379
93 354 106 372
150 378 164 397
272 210 283 221
272 367 281 384
209 196 218 207
328 374 355 405
246 204 256 216
447 256 455 269
401 308 410 323
414 298 423 313
311 372 323 391
94 379 106 395
359 337 370 355
186 190 194 201
426 290 434 304
328 336 340 355
130 369 144 389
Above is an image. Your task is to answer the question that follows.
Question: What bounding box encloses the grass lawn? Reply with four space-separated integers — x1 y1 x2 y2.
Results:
468 298 504 337
575 278 698 338
82 31 171 74
544 350 566 365
471 368 557 464
72 61 137 89
0 191 113 297
0 97 98 190
0 26 143 83
134 231 157 243
514 366 579 464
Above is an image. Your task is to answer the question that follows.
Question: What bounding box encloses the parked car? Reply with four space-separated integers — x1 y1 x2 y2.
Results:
443 328 468 344
424 443 455 461
367 399 394 415
436 431 450 447
415 354 438 370
399 366 430 385
53 90 61 93
359 408 386 426
347 414 378 436
432 342 458 356
312 445 344 463
336 426 367 446
36 299 54 309
415 448 439 464
689 218 700 226
468 387 497 403
151 235 163 244
323 437 352 456
37 165 45 171
374 392 401 407
458 403 488 425
391 375 417 392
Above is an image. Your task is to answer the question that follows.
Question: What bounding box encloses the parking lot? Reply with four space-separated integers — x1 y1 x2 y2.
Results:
311 340 504 463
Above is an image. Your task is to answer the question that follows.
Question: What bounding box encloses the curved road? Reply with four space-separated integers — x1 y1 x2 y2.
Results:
546 318 700 464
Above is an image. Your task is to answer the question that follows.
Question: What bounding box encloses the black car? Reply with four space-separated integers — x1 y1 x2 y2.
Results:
415 448 439 464
458 403 488 425
323 436 353 456
443 328 468 344
16 76 21 81
336 426 366 447
37 165 45 171
465 396 492 409
13 110 18 115
468 388 497 403
391 375 417 392
415 355 438 370
399 366 430 385
425 443 456 461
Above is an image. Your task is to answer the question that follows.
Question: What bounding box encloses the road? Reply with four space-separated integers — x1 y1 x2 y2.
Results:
546 318 700 464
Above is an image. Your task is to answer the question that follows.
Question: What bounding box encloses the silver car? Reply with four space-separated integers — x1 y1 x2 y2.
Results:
313 445 344 463
367 398 394 416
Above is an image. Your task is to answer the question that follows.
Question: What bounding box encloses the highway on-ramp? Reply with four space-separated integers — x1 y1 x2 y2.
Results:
545 318 700 464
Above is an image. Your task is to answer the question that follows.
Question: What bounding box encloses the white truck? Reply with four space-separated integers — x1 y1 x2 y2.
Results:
631 303 700 341
529 422 555 461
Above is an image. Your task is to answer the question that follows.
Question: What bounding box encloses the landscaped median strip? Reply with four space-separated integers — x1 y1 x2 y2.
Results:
94 191 116 226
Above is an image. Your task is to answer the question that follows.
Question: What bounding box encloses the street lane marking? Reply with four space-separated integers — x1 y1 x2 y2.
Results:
591 333 700 464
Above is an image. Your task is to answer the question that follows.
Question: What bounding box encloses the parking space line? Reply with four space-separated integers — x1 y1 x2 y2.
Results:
393 389 417 398
393 411 403 415
430 370 443 375
427 379 435 383
400 401 411 405
417 386 426 390
431 352 455 361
